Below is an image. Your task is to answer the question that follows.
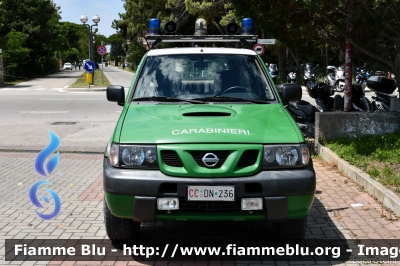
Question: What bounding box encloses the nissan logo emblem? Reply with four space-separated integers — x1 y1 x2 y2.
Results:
202 153 219 167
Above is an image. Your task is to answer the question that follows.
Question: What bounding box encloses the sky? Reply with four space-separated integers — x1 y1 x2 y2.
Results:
52 0 126 38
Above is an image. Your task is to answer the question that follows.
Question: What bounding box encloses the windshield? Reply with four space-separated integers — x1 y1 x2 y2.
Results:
132 54 275 102
269 64 278 71
305 64 316 72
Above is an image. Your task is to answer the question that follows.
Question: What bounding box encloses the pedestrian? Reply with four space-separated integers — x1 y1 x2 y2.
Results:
122 63 125 71
78 62 81 70
74 62 77 70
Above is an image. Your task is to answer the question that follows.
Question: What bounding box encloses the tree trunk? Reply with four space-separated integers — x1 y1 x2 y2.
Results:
344 0 354 112
392 50 400 90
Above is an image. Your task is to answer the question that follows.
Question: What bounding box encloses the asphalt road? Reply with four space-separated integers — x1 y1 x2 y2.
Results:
101 64 135 89
0 68 134 153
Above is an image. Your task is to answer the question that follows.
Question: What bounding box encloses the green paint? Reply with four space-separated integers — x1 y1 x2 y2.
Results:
115 104 302 144
105 192 134 219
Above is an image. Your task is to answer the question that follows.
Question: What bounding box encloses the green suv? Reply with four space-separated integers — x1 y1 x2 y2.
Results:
104 34 315 241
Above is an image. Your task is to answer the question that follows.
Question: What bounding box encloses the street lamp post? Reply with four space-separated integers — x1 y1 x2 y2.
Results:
80 15 100 85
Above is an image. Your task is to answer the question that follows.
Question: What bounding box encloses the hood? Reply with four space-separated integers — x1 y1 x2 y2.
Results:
118 103 301 144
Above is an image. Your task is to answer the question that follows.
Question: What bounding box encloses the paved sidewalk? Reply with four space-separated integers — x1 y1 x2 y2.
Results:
1 151 399 265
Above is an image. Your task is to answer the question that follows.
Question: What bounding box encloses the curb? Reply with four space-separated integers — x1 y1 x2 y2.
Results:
316 143 400 217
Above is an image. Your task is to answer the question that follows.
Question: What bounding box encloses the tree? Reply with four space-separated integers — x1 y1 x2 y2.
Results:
229 0 400 80
313 0 400 78
0 0 63 78
126 38 147 71
118 0 239 68
59 22 89 60
109 33 127 63
122 0 169 38
3 30 31 73
183 0 227 34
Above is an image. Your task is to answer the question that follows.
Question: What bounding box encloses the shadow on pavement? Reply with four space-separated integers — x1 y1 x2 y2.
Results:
110 198 352 264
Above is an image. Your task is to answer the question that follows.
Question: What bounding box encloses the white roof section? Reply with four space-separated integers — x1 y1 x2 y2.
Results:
147 47 257 56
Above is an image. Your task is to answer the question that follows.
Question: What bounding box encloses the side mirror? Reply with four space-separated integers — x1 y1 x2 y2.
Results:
107 85 125 106
276 83 302 105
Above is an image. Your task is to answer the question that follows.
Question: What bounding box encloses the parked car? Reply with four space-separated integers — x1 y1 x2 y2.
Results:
63 62 72 70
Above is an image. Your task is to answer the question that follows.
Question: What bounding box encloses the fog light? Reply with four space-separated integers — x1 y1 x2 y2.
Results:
241 198 263 210
157 198 179 210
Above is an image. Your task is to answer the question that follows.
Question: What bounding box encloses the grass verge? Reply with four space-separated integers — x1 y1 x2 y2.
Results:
326 132 400 195
69 69 111 87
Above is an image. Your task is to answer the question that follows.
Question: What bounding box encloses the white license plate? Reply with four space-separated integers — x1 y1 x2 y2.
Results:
187 186 235 201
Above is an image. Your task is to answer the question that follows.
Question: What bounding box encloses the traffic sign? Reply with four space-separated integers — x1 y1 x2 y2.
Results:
253 44 265 55
257 39 276 44
97 46 107 56
84 61 95 72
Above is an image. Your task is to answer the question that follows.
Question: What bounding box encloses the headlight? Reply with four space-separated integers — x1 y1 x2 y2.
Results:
262 144 309 169
106 143 158 168
119 145 158 168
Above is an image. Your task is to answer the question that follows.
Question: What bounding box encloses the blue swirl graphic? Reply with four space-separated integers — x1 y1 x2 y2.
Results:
35 130 60 177
29 180 61 220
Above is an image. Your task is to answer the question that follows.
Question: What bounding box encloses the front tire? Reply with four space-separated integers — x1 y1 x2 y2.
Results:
274 216 307 240
104 199 140 241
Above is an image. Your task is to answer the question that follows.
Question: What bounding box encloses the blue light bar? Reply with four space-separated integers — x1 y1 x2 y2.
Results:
149 18 161 35
242 18 253 35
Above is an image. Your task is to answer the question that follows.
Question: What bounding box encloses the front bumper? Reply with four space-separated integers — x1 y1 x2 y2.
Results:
103 158 315 222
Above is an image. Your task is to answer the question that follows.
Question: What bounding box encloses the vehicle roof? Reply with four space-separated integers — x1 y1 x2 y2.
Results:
147 47 257 56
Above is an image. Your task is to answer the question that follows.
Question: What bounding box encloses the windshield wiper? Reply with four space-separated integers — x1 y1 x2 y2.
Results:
133 96 204 104
193 96 270 104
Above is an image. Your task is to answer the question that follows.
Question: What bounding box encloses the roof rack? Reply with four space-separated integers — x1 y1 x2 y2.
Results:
145 35 258 50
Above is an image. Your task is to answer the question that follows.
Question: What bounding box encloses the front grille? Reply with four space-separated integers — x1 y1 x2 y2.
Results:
191 151 230 168
161 150 183 167
161 149 259 168
237 150 259 167
178 198 242 213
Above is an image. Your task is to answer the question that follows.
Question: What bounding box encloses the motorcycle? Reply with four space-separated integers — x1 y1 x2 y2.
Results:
276 83 315 138
267 63 278 83
324 66 345 92
367 76 397 111
307 82 373 112
302 63 318 88
355 68 371 92
286 100 317 138
287 68 297 83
